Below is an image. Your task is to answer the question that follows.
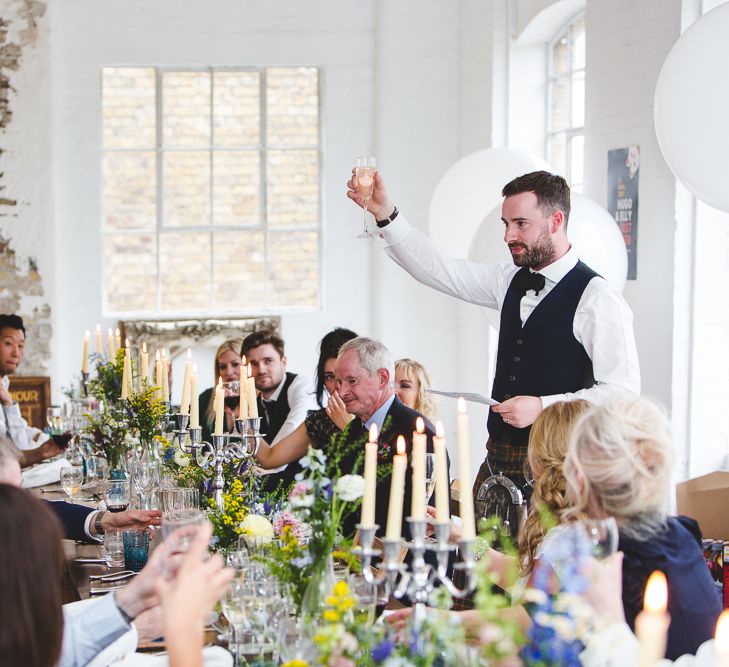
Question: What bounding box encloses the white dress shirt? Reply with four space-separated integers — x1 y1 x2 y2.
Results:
257 373 317 475
0 375 48 450
379 215 641 407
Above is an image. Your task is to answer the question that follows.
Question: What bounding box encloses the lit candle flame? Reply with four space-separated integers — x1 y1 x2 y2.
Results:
416 416 424 433
435 420 445 438
108 327 113 336
125 338 130 349
187 348 192 360
247 362 253 377
155 350 160 361
715 610 729 653
95 324 101 334
396 435 406 456
192 362 198 373
84 329 90 339
142 341 147 353
644 571 668 613
241 354 247 365
369 423 378 443
457 397 467 413
115 327 120 337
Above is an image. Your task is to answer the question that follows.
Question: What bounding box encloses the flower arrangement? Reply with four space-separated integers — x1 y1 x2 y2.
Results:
206 478 250 551
264 446 364 614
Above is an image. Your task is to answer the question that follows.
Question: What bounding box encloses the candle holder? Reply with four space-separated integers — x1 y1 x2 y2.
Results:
80 372 90 398
355 518 477 626
170 414 264 510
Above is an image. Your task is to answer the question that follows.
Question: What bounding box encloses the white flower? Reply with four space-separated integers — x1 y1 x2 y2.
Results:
335 474 365 502
291 493 314 509
240 514 274 544
173 449 190 467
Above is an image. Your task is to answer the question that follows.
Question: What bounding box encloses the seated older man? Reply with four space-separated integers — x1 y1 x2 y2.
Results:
0 437 159 541
334 337 444 538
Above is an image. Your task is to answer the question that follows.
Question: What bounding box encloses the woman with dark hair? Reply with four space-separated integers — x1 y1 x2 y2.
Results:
0 484 65 667
255 327 357 469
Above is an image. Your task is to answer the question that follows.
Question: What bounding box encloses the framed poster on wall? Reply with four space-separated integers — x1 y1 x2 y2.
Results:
9 376 51 429
608 146 640 280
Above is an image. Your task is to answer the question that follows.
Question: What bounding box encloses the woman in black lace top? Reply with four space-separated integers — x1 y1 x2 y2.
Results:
254 328 358 469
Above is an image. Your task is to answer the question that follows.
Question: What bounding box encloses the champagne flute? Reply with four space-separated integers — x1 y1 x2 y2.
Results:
60 466 83 503
354 156 376 239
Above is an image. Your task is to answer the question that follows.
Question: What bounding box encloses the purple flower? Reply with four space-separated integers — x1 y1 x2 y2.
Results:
371 638 394 662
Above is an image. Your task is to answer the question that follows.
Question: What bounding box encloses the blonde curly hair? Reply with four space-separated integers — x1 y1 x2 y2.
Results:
394 358 436 422
518 399 590 576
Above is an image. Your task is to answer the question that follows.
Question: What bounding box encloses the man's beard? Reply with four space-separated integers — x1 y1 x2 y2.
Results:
509 228 555 269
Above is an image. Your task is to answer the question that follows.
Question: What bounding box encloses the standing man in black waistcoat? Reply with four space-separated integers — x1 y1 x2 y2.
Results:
345 170 640 498
242 330 317 493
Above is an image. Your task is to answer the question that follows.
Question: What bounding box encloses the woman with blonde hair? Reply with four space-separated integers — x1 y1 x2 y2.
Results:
562 396 721 660
199 338 244 443
394 358 436 422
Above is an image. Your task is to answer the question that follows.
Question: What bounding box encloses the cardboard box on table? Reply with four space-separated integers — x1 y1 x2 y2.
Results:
676 471 729 608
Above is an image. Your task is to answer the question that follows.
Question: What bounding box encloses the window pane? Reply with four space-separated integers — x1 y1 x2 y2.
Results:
266 150 318 226
550 133 567 177
213 71 260 147
103 152 157 230
571 16 586 70
571 72 585 128
102 68 156 149
163 72 211 148
163 151 210 227
551 77 569 132
159 231 211 310
104 233 157 312
213 152 260 226
266 67 319 147
552 35 569 77
570 134 585 189
213 230 265 309
268 231 318 308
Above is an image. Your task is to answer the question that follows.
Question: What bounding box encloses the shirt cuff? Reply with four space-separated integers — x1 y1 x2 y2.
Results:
378 213 413 247
540 394 565 410
84 510 103 542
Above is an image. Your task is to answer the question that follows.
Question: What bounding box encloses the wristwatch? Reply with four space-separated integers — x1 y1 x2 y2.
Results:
94 510 107 536
376 205 399 228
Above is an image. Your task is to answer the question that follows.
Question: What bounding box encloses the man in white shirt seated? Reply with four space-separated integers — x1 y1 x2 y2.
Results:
0 313 53 452
242 329 317 492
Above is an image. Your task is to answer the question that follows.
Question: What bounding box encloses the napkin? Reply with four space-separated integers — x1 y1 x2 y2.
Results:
21 458 72 488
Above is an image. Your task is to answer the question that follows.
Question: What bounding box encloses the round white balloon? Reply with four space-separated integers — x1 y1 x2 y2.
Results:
469 193 627 327
654 2 729 212
429 148 553 257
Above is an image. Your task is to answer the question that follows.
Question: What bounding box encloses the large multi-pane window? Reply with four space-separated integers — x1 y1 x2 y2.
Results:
102 67 321 315
547 15 585 192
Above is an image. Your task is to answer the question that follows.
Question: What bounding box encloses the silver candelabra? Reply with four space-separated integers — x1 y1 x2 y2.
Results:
356 519 477 626
169 413 264 510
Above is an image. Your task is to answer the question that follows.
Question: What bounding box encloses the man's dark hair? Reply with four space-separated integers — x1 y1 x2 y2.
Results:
0 314 25 336
315 327 358 407
241 329 285 359
502 171 571 226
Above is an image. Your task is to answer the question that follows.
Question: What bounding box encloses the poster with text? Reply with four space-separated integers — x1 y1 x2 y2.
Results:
608 146 640 280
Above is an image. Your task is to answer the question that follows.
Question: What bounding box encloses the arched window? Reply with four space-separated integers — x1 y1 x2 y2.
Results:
547 14 585 192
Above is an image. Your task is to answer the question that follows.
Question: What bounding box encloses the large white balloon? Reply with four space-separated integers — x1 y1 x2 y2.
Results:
469 194 628 327
654 2 729 212
429 148 552 256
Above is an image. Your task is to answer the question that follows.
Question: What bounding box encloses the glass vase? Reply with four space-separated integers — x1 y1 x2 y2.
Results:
300 553 335 628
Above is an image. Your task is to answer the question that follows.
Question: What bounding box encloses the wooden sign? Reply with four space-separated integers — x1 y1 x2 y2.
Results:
8 376 51 429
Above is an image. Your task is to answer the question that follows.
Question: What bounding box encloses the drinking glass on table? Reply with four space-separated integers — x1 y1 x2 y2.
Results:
60 466 83 503
574 517 619 560
123 529 150 572
105 479 131 513
104 529 125 568
354 155 376 238
131 461 159 510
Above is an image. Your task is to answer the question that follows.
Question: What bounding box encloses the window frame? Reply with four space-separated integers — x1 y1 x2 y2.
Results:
101 65 324 319
545 12 585 192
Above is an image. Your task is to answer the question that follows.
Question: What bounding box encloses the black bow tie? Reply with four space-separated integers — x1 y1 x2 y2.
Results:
515 269 546 296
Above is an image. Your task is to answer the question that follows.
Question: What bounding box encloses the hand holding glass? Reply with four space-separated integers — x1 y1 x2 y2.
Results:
354 156 376 239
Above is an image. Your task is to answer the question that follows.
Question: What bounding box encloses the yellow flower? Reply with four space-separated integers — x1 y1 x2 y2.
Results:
323 609 340 623
281 661 309 667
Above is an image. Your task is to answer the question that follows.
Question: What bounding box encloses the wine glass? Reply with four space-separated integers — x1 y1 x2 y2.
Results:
60 466 83 503
105 479 131 513
131 461 159 510
354 156 376 238
222 381 241 432
575 517 619 559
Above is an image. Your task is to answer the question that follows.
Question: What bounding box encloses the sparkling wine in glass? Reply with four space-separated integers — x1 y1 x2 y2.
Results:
60 466 83 503
354 156 376 239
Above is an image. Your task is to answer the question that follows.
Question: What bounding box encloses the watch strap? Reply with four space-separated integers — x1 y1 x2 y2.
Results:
94 510 106 536
376 206 399 228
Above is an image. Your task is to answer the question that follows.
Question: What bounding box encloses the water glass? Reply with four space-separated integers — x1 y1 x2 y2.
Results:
131 461 159 510
123 530 150 571
104 529 125 568
60 466 83 503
